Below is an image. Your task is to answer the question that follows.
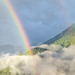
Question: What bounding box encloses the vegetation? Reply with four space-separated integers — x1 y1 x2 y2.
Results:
54 31 75 47
19 47 48 55
44 24 75 47
32 47 48 54
0 68 12 75
54 36 75 47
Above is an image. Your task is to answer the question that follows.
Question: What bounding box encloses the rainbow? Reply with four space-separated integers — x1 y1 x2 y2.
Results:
4 0 33 55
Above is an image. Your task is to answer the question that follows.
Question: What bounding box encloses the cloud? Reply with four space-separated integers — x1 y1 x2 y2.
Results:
0 45 75 75
10 0 72 45
0 0 75 46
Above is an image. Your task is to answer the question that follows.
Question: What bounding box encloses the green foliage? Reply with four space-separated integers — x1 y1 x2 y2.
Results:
32 47 48 54
0 67 12 75
44 24 75 48
54 35 75 47
19 47 48 55
43 24 75 47
18 52 27 56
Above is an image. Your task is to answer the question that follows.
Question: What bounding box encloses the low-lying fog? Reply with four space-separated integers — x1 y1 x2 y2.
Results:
0 45 75 75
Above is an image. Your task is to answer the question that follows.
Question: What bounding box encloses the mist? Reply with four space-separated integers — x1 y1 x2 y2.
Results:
0 45 75 75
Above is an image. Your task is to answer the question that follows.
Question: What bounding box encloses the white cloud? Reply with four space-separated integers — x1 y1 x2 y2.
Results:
0 45 75 75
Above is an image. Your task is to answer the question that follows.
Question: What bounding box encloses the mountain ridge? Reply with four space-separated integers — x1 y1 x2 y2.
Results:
43 24 75 47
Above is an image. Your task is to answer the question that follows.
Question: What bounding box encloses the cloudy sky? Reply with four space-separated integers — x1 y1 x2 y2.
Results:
0 0 75 47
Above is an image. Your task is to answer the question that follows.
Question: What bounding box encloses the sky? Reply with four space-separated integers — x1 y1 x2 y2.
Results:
0 0 75 47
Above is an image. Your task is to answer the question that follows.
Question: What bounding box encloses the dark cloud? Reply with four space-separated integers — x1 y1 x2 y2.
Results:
10 0 73 45
0 0 75 46
0 1 23 46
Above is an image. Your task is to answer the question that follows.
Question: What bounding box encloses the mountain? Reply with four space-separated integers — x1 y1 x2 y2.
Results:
43 24 75 47
0 45 24 55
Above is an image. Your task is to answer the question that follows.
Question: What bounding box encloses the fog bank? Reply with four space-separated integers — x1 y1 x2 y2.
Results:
0 45 75 75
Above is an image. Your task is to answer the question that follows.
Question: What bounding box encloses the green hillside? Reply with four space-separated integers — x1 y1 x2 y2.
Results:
43 24 75 47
